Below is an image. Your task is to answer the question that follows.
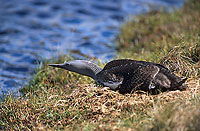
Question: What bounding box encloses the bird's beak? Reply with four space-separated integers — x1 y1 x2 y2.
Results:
48 63 65 69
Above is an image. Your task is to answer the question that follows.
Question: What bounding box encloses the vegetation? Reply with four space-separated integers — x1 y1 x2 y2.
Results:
1 0 199 130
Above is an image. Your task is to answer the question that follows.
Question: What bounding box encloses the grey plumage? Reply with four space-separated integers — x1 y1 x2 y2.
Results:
48 59 187 94
48 60 102 79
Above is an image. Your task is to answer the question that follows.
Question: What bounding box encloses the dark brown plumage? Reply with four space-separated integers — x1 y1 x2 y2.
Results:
96 59 187 94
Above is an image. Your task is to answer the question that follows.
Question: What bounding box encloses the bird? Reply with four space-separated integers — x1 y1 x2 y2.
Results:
48 59 187 94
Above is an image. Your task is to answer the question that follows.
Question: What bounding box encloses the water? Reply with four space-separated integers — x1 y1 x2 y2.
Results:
0 0 184 95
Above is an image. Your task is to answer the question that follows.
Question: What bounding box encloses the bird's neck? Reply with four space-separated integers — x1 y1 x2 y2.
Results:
74 62 102 79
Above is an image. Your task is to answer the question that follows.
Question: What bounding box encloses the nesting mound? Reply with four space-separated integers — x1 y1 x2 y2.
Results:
1 76 199 130
59 78 199 124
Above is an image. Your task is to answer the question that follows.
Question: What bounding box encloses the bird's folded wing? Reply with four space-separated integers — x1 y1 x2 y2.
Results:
133 64 159 85
120 65 160 93
103 59 142 70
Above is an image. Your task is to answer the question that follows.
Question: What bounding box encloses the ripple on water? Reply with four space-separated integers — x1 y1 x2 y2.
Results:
51 5 62 11
31 1 48 6
36 11 52 19
62 18 83 24
76 9 96 16
0 28 20 35
5 66 29 73
15 9 30 17
4 80 21 88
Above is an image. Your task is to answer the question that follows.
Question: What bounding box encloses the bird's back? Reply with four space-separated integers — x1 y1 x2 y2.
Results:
97 59 187 94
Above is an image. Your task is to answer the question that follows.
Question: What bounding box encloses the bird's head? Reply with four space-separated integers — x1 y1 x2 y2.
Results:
48 60 102 79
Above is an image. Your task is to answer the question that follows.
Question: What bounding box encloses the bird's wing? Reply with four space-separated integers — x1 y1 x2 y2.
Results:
103 59 140 70
157 66 187 89
103 59 166 71
119 65 160 94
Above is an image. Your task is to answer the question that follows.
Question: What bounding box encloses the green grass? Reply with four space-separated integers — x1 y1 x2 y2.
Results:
117 0 200 64
1 0 200 130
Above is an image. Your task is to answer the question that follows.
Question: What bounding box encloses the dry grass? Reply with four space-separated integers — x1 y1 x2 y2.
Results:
160 42 200 77
151 81 200 131
1 78 199 130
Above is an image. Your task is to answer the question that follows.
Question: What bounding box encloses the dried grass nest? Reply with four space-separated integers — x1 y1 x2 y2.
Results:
56 78 199 122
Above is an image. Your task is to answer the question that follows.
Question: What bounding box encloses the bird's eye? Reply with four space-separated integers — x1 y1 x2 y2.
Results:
65 63 70 66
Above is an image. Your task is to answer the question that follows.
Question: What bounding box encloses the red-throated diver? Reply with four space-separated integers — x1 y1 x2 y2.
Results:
48 59 187 94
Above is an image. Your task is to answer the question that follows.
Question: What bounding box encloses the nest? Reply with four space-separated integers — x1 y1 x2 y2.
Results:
54 78 199 124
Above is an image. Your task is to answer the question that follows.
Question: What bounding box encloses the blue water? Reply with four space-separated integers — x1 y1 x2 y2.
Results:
0 0 184 95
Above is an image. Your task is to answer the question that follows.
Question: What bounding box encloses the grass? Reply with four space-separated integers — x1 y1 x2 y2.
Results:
117 0 200 64
1 0 200 130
